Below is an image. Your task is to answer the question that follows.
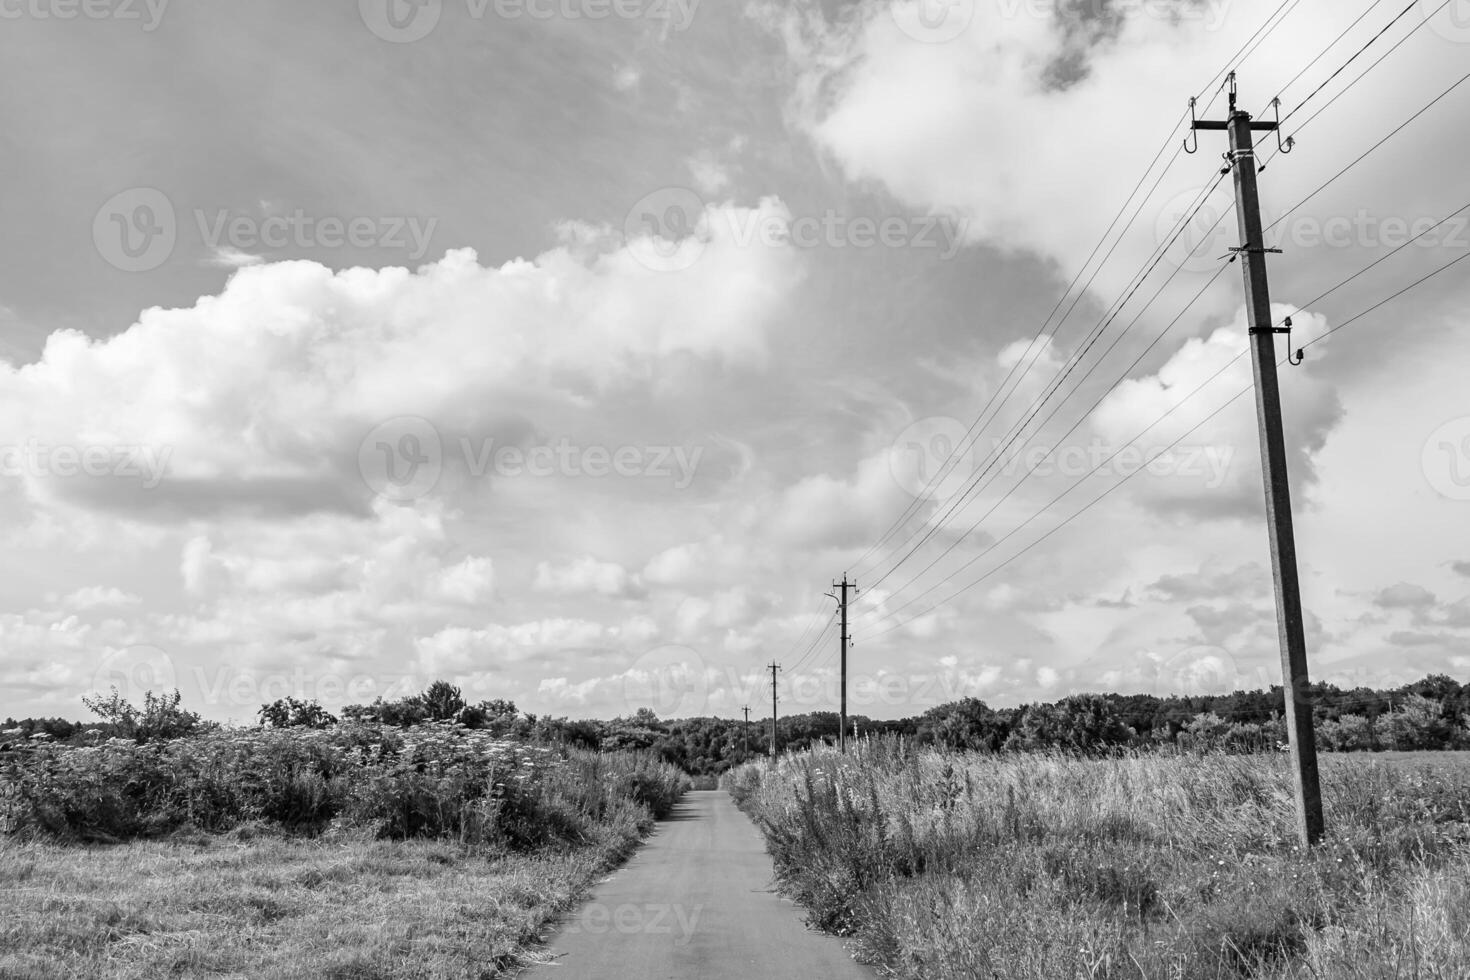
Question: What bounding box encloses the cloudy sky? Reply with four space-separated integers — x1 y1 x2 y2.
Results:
2 0 1468 723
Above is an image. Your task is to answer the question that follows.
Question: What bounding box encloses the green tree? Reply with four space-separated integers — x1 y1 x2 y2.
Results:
81 688 204 743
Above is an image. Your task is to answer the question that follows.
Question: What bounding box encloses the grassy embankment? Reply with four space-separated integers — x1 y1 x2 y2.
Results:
726 742 1470 979
0 725 689 979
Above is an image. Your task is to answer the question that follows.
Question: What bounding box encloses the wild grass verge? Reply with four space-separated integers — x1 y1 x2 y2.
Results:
0 725 690 978
726 742 1470 980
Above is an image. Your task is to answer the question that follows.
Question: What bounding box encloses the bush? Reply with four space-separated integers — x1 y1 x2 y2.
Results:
1 723 689 850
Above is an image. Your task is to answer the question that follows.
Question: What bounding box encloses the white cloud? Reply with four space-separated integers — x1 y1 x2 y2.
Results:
534 556 643 598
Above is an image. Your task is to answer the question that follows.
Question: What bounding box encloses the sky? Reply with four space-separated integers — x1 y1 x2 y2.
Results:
1 0 1469 724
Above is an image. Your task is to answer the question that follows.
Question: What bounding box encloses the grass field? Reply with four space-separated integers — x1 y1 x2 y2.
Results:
727 744 1470 980
0 829 633 980
0 726 690 979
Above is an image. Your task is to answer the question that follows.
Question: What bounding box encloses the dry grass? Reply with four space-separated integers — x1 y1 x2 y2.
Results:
726 744 1470 980
0 826 629 980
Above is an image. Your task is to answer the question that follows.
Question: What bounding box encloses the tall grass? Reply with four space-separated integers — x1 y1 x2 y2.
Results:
726 740 1470 979
1 723 689 848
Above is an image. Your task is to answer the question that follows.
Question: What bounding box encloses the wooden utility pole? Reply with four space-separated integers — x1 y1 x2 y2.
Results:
741 705 750 755
828 577 856 752
767 662 781 763
1190 75 1324 847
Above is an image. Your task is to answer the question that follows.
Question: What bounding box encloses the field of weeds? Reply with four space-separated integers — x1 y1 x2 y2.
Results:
0 724 689 978
726 742 1470 980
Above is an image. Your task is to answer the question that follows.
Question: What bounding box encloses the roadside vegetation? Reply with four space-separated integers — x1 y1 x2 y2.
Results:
0 683 688 979
727 741 1470 980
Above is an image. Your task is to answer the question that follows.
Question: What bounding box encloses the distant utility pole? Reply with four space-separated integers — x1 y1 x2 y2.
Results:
741 705 750 754
827 577 857 752
1190 74 1324 847
768 662 781 763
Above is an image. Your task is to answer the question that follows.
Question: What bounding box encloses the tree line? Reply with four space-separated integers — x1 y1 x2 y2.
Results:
5 673 1469 775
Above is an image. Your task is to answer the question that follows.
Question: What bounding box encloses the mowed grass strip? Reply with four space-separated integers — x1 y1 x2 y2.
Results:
0 828 628 980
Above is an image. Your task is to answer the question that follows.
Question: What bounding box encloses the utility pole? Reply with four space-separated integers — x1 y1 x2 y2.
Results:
768 662 781 763
741 705 750 755
828 576 856 752
1190 74 1324 847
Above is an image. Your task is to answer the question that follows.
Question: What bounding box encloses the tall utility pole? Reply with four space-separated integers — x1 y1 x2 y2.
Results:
828 577 857 752
1191 75 1324 847
741 705 750 755
768 662 781 764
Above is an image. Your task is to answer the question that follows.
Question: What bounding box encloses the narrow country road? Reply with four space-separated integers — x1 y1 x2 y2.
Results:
521 790 876 980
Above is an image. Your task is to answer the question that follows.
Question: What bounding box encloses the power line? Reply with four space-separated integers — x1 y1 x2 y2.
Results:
852 260 1235 630
1259 0 1457 173
848 0 1318 582
860 173 1233 594
1264 71 1470 235
1279 0 1426 128
1302 248 1470 350
1261 0 1392 113
856 236 1465 643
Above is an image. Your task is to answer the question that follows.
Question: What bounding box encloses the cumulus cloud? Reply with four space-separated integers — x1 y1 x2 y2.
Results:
0 206 803 523
1089 306 1342 519
534 557 645 598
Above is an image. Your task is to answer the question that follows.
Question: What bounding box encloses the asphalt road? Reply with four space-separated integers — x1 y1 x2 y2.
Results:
521 789 876 980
